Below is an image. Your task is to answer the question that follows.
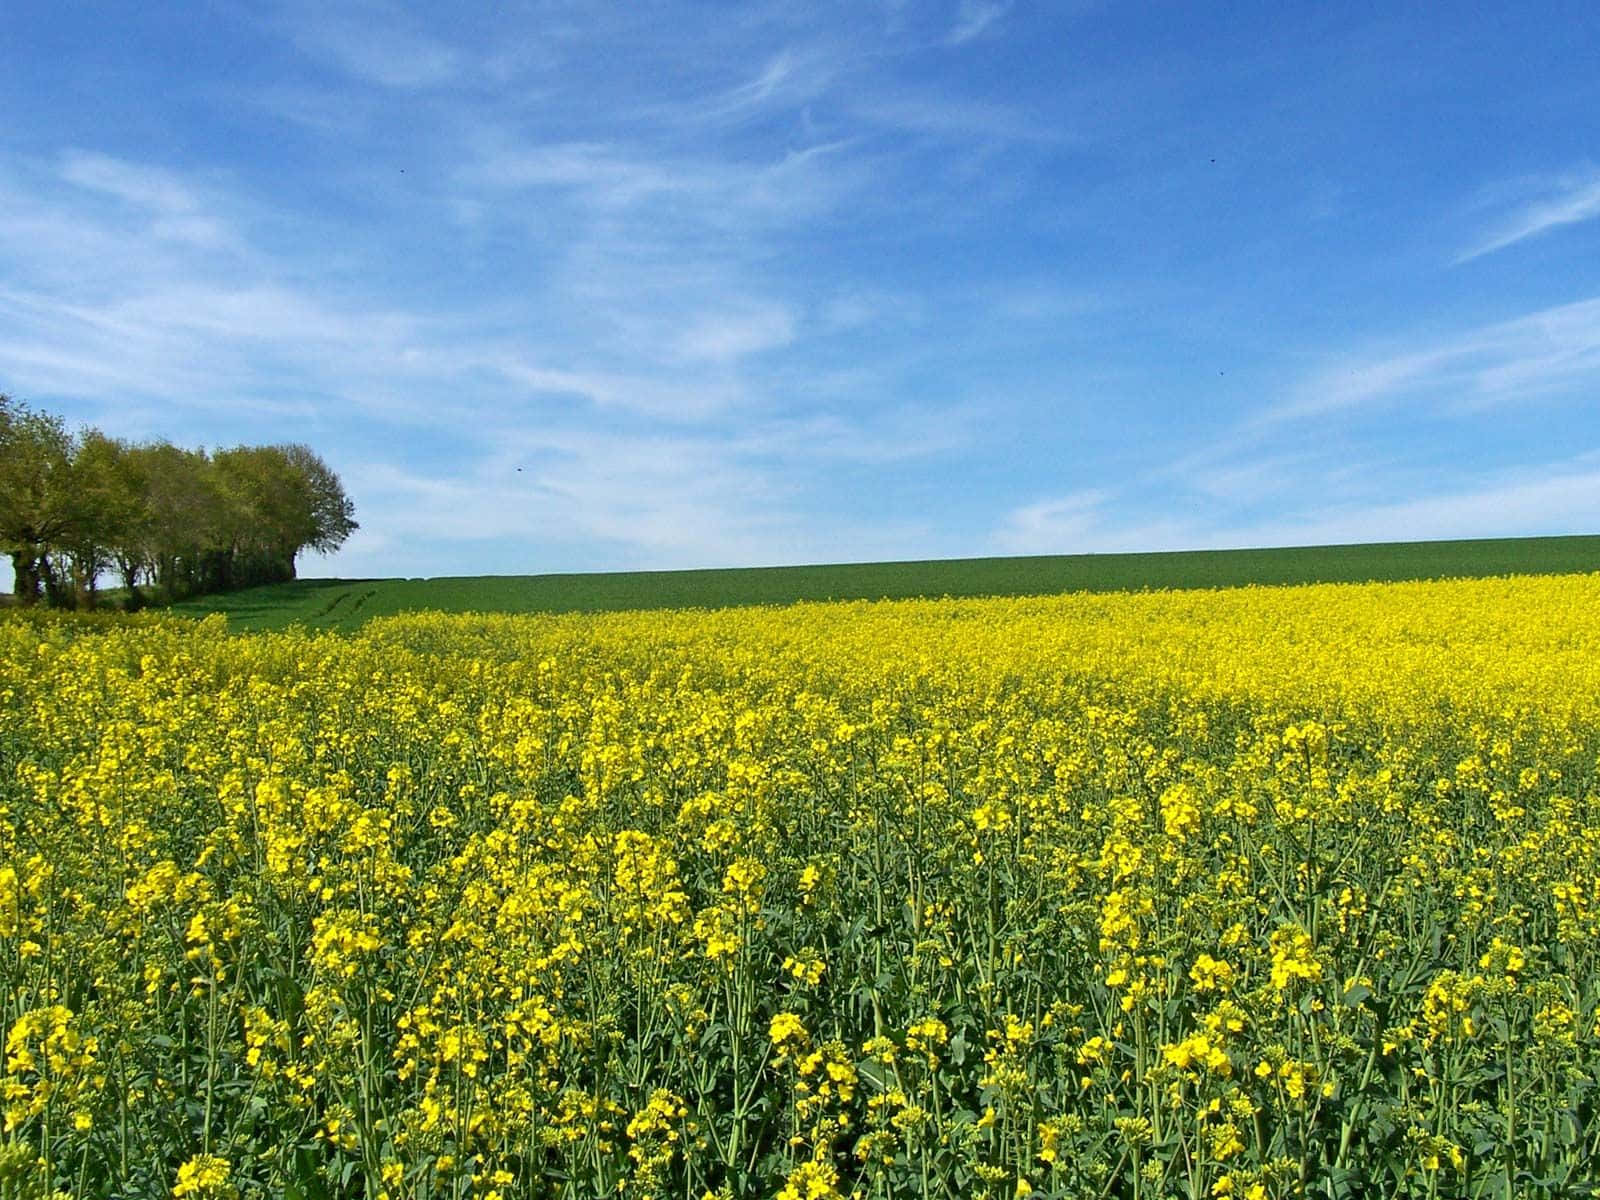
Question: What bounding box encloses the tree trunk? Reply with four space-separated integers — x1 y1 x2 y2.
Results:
118 558 144 612
72 562 94 611
10 550 41 606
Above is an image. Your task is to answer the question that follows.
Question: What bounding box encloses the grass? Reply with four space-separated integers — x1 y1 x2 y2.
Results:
156 532 1600 633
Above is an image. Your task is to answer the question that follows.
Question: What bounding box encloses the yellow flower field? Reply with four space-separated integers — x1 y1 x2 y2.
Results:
4 573 1600 1198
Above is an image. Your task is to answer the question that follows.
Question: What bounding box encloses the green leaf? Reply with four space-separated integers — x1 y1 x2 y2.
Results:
1341 982 1372 1008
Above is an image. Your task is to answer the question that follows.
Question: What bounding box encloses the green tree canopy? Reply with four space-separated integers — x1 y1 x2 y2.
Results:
1 394 358 608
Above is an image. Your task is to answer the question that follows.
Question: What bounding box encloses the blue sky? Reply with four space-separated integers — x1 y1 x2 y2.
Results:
3 1 1599 578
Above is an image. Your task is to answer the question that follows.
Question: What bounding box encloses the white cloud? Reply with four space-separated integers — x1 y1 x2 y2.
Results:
725 50 799 107
0 274 427 425
993 454 1600 562
947 1 1010 45
245 84 374 135
480 355 743 422
847 91 1066 144
673 307 797 363
1458 168 1600 262
993 489 1112 554
1275 295 1600 422
1181 455 1316 507
111 284 415 347
56 151 234 250
690 48 839 123
820 288 926 331
462 135 864 230
981 280 1102 323
337 409 961 572
464 142 679 207
285 6 461 88
733 406 971 466
1 142 815 444
1227 456 1600 548
60 152 200 216
449 133 863 384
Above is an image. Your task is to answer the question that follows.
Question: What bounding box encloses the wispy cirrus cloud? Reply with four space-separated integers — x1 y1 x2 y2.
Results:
846 90 1069 144
1238 456 1600 547
462 142 680 207
279 1 462 88
459 134 867 231
0 151 447 429
673 307 798 364
711 50 805 113
1271 295 1600 422
0 128 974 571
58 152 191 208
992 489 1114 554
687 47 842 124
335 400 966 574
947 1 1011 45
243 83 377 136
993 452 1600 559
1457 167 1600 262
448 131 862 386
0 152 248 286
467 354 743 422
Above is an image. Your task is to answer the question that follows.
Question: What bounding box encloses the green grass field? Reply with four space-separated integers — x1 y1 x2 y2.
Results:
160 532 1600 632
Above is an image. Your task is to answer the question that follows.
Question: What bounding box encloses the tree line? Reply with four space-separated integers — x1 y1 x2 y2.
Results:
0 394 357 610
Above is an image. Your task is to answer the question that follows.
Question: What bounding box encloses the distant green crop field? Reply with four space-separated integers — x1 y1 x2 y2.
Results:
159 533 1600 632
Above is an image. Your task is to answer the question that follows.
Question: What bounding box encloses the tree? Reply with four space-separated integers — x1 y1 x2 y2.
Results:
60 430 145 609
0 395 75 605
212 445 297 589
102 442 154 608
277 443 358 568
206 445 356 587
136 442 222 601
